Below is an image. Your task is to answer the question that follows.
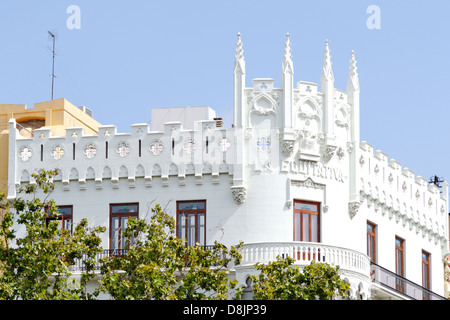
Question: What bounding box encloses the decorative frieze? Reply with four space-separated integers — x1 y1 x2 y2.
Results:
291 177 325 190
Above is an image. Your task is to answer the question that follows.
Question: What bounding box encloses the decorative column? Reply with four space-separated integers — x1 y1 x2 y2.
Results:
232 33 247 204
281 33 295 154
347 50 361 218
320 40 336 160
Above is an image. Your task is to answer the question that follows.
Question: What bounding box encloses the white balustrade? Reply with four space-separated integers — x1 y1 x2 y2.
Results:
240 241 370 277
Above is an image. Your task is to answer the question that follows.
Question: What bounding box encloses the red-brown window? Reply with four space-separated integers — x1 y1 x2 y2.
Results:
293 200 320 242
110 203 139 250
395 236 405 293
177 200 206 247
422 250 431 290
45 205 73 233
395 236 405 276
367 221 377 263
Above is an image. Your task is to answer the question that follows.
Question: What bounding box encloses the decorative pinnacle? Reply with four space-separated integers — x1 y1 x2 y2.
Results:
322 39 334 81
235 32 244 61
282 33 293 73
348 50 360 91
349 50 358 76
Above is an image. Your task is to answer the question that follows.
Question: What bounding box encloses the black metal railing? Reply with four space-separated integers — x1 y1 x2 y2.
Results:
69 249 128 271
370 262 447 300
69 246 226 271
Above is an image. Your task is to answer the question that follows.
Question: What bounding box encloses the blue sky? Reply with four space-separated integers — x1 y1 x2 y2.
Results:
1 0 449 187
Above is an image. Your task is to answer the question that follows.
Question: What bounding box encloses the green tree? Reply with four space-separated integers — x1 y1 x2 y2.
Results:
0 169 105 300
250 256 350 300
99 203 243 300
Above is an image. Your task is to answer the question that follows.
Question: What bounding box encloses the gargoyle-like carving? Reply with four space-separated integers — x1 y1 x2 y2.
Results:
349 201 361 219
231 186 247 205
321 145 336 162
281 140 295 157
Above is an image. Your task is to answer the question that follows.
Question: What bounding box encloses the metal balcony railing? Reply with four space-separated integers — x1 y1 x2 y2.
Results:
69 245 220 271
370 262 447 300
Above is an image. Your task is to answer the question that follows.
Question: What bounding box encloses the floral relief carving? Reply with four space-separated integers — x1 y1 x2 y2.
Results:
231 186 247 205
18 146 32 162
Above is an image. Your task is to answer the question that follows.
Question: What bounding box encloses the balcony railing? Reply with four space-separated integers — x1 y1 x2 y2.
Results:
69 249 128 271
240 241 371 277
69 245 219 271
370 262 447 300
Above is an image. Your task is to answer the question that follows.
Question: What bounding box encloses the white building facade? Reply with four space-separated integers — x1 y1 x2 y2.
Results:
7 34 449 300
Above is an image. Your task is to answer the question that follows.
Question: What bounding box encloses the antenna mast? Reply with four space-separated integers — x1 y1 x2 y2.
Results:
48 31 56 100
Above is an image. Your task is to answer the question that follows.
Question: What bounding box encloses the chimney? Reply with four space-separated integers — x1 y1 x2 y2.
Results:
214 117 223 128
78 106 93 117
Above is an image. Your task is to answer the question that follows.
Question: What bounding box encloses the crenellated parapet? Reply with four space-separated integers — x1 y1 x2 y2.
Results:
8 118 240 198
357 141 448 245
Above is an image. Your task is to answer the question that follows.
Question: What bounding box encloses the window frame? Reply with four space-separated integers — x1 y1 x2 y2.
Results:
367 221 377 263
45 205 73 233
395 236 405 276
176 200 206 247
422 250 431 291
109 202 139 250
293 200 321 243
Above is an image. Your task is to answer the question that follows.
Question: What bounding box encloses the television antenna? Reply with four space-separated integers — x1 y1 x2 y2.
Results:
428 175 444 194
48 31 56 100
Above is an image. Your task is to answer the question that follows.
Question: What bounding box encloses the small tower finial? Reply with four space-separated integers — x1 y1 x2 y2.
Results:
348 50 359 91
282 32 293 74
235 32 244 62
322 39 334 81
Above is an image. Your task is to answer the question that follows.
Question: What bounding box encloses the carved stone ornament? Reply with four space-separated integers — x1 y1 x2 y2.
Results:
281 140 295 157
346 142 354 154
83 143 97 159
388 173 394 182
51 145 65 160
336 147 345 160
321 145 336 162
359 155 365 166
231 186 247 205
218 138 231 152
317 132 326 145
116 141 131 157
291 177 325 190
349 201 361 219
183 138 196 154
150 140 164 156
374 164 379 174
18 145 32 162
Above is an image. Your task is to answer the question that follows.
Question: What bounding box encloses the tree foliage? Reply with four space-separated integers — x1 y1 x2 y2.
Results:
0 169 350 301
0 169 105 300
250 256 350 300
99 204 243 300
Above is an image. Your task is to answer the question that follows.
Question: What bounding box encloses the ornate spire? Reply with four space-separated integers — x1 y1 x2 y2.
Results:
321 39 334 82
282 33 294 74
234 32 245 74
347 50 359 91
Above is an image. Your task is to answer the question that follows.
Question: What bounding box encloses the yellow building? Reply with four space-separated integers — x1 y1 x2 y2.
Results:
0 98 102 192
